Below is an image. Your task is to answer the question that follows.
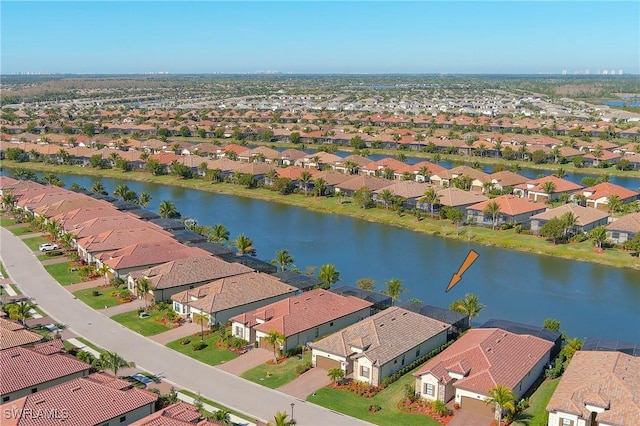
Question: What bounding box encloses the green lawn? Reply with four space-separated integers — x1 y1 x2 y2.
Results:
111 310 173 336
0 262 8 278
166 332 238 366
241 352 311 389
308 366 440 426
44 261 83 286
9 284 22 295
178 390 257 424
73 285 120 309
514 378 560 426
11 225 36 236
0 218 16 227
22 235 49 250
75 337 104 353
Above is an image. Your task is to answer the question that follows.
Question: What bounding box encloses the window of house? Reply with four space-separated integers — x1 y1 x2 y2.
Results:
119 416 126 423
314 327 319 338
2 396 9 402
31 388 37 393
415 348 420 357
235 326 242 336
401 357 405 366
610 231 620 240
330 322 334 327
425 383 435 396
561 419 573 426
360 366 370 378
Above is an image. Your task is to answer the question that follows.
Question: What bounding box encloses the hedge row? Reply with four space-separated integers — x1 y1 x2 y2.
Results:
380 340 455 388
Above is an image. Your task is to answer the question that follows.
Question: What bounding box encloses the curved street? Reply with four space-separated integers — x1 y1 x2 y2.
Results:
0 227 369 426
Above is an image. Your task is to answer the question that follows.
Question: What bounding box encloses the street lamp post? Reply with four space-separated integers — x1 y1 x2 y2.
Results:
290 402 295 422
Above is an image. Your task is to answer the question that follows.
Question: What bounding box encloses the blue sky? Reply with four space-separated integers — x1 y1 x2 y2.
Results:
1 1 639 74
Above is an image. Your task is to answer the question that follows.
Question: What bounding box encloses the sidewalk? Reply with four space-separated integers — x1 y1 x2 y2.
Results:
102 298 146 317
65 279 102 293
41 256 71 266
19 232 44 240
216 348 272 375
149 321 203 345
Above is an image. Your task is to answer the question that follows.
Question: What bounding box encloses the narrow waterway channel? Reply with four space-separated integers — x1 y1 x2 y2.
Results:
14 171 640 344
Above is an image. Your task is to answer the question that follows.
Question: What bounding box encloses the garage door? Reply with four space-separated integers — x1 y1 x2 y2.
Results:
316 355 341 370
259 337 276 353
460 396 495 418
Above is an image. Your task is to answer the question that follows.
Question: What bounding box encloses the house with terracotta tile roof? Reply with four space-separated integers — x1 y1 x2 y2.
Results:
330 154 372 174
230 288 372 352
32 197 108 220
605 212 640 244
530 204 609 235
335 175 393 196
130 402 218 426
171 272 298 326
435 188 489 213
514 176 583 202
467 195 547 228
546 351 640 426
237 145 281 163
414 328 554 419
76 227 174 264
0 344 91 403
360 157 408 177
129 255 253 301
489 171 528 191
70 215 159 240
579 182 640 210
373 181 431 208
582 149 622 168
0 373 158 426
279 148 308 166
17 189 82 213
95 241 211 279
0 318 43 350
310 307 449 386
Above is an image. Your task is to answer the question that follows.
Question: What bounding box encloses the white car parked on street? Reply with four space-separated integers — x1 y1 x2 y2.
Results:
39 243 59 252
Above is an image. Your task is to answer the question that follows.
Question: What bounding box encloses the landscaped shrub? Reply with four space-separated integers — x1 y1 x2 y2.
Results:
431 399 451 416
570 233 588 243
295 360 313 376
110 276 126 288
91 290 101 297
380 340 454 388
192 341 207 351
180 338 191 346
45 250 63 257
230 336 248 349
368 404 381 413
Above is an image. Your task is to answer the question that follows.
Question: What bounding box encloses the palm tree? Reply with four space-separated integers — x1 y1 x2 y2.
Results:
313 177 327 197
137 277 151 309
381 278 407 306
589 226 608 251
272 249 294 272
573 193 587 206
541 181 556 201
265 330 286 362
561 212 578 239
6 301 35 325
379 189 394 210
45 219 62 242
299 171 313 196
449 293 485 322
158 200 181 219
483 201 501 230
58 232 75 252
343 160 360 175
607 195 622 214
96 263 111 286
420 188 440 216
211 410 232 426
207 224 230 245
234 234 256 256
318 264 340 289
484 384 517 426
270 411 296 426
327 367 345 384
113 184 130 200
90 181 108 196
1 191 17 211
138 191 151 207
99 351 135 377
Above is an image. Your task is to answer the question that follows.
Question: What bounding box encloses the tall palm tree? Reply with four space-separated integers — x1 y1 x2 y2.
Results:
313 177 327 197
90 181 108 196
484 384 517 426
541 181 556 200
158 200 181 219
449 293 485 322
208 224 230 245
417 166 430 182
45 219 62 242
137 277 151 309
561 212 578 239
381 278 407 306
343 160 360 175
589 226 608 251
6 301 35 326
234 234 256 256
58 232 75 252
96 263 111 286
1 191 17 211
272 249 294 272
420 188 440 216
138 191 151 207
318 264 340 289
270 411 296 426
379 189 394 210
264 330 286 362
483 201 501 230
99 351 135 377
113 184 130 200
211 410 232 426
299 171 313 196
607 195 622 214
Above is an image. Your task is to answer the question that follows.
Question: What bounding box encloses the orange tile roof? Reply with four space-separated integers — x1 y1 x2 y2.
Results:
231 288 373 337
546 351 640 425
77 227 173 253
467 195 547 216
581 182 639 201
520 175 583 194
100 241 211 271
0 318 43 350
416 328 553 395
606 212 640 233
130 402 215 426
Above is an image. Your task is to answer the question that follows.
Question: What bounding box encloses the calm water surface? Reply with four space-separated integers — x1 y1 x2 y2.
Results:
18 171 640 343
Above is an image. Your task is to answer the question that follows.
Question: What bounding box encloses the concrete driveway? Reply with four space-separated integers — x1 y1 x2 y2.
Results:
0 227 371 426
277 367 331 399
447 408 494 426
216 348 273 375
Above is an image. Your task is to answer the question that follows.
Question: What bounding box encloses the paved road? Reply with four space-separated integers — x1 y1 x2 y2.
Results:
0 227 369 426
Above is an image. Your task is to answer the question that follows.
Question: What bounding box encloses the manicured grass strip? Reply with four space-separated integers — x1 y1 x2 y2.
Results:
73 285 120 309
9 284 22 295
44 261 83 286
178 389 256 424
514 378 559 426
11 226 36 236
75 337 104 353
241 352 311 389
166 332 237 366
22 236 49 251
0 218 16 226
308 365 440 426
111 310 172 336
0 262 8 278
